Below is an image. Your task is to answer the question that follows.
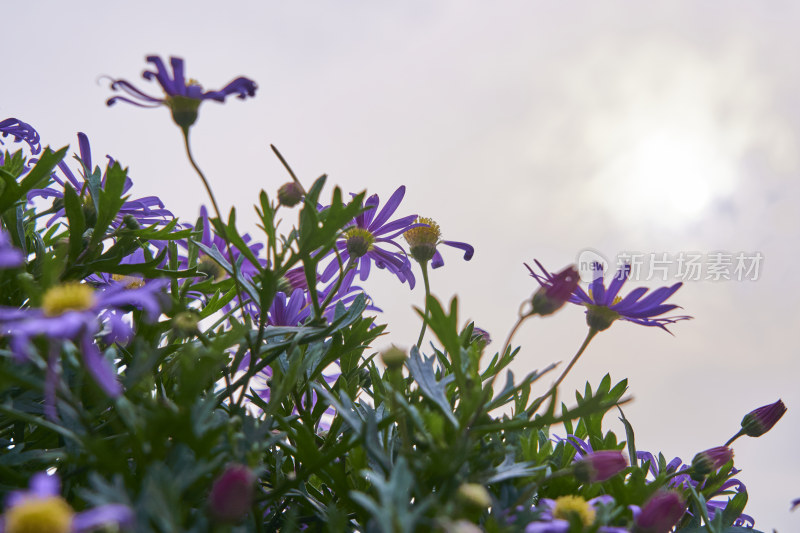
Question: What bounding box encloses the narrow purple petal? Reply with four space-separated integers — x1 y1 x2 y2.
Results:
368 186 406 232
73 504 135 532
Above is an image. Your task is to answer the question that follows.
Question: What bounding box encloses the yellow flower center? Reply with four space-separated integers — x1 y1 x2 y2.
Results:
41 283 96 317
343 227 375 258
4 496 74 533
403 217 440 248
587 288 622 305
111 274 146 289
553 495 595 526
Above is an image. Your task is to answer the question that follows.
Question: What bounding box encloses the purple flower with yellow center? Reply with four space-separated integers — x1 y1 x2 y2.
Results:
402 216 474 268
570 264 691 332
0 117 41 155
29 132 173 230
726 398 787 445
525 495 628 533
0 279 166 412
320 186 418 289
106 55 257 129
0 471 133 533
526 260 580 316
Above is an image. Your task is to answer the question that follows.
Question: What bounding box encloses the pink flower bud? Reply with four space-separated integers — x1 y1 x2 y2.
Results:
635 491 685 533
574 450 627 483
690 446 733 477
741 399 787 438
209 465 255 522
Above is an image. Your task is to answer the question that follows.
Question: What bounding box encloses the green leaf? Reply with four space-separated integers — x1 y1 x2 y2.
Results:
406 346 458 428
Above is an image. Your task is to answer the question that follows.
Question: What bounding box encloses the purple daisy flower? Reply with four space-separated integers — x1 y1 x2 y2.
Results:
0 117 41 155
106 55 257 129
526 495 628 533
402 216 474 268
0 229 24 269
320 186 419 289
0 279 166 411
570 263 692 332
1 471 133 532
29 132 174 230
189 206 265 280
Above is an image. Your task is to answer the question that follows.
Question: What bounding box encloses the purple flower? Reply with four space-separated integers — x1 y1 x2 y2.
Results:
29 132 174 230
0 279 166 409
209 465 255 523
525 495 628 533
188 206 265 281
402 216 474 268
574 450 627 483
1 472 133 532
739 399 787 439
690 446 733 477
320 186 419 288
570 264 691 332
0 117 41 155
107 56 257 128
633 491 685 533
0 229 24 269
526 261 580 316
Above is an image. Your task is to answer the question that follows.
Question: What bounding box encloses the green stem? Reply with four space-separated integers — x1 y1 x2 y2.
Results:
181 129 255 403
271 144 307 194
544 328 599 399
416 261 432 347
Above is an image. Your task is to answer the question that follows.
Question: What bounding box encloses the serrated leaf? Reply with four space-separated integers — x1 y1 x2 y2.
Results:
406 346 458 428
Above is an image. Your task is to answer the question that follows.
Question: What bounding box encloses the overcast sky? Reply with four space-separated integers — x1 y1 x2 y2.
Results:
4 1 799 529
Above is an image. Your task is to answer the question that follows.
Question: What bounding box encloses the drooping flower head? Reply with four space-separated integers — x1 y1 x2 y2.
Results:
570 264 691 332
0 117 41 155
320 186 419 289
1 472 133 533
107 55 257 129
526 260 580 316
402 216 474 268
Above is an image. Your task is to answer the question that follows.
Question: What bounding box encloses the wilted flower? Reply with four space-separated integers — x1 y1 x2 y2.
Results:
320 186 418 288
633 491 685 533
570 264 691 332
208 465 255 523
690 446 733 478
574 450 628 483
402 216 474 267
526 260 580 316
0 472 133 533
0 117 41 155
107 55 257 129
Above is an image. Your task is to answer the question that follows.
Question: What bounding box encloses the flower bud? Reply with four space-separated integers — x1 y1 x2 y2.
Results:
122 214 140 230
381 345 407 369
277 182 304 207
634 491 685 533
740 399 787 438
209 464 255 523
457 483 491 509
470 327 491 351
172 311 200 336
690 446 733 479
531 265 580 316
574 450 627 483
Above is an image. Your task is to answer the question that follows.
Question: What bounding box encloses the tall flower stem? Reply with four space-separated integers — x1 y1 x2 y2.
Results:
416 261 432 347
181 129 254 402
544 328 598 399
501 303 535 359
